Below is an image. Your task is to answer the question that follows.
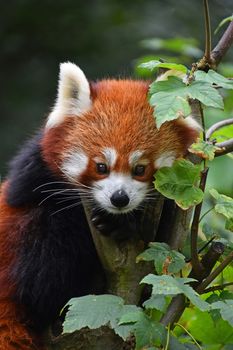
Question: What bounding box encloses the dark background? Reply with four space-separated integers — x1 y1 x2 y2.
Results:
0 0 232 187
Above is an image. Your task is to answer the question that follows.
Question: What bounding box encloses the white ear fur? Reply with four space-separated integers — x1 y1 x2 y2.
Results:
46 62 92 128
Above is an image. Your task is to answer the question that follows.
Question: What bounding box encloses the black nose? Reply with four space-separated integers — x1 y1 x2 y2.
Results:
110 190 130 208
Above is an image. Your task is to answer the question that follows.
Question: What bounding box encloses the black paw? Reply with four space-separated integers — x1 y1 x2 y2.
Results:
91 209 138 241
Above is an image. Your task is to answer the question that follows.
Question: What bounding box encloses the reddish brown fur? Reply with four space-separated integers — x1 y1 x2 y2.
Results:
42 79 198 183
0 183 44 349
0 79 198 349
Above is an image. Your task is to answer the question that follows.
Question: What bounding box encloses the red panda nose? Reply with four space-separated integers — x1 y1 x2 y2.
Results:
110 190 130 208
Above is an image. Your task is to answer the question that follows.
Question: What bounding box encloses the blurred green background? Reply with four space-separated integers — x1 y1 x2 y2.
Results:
0 0 232 205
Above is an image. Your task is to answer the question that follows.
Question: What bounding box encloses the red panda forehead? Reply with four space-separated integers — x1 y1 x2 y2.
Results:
90 79 150 109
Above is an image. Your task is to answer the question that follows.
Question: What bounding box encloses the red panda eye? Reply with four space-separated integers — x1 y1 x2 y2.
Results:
133 165 145 176
96 163 109 174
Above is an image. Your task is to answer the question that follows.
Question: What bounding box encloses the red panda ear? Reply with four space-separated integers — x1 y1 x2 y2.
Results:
46 62 92 129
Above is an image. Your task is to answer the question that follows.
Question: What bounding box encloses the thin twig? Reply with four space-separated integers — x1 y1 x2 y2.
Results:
201 281 233 294
197 235 216 254
199 102 206 142
203 0 212 62
206 118 233 140
196 251 233 294
190 168 209 278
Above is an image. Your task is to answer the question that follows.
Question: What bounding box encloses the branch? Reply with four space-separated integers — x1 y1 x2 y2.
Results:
215 138 233 156
206 118 233 140
211 20 233 66
160 294 186 327
200 241 225 279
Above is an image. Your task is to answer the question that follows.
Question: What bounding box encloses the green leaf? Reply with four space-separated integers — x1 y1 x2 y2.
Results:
226 218 233 232
143 295 166 312
139 60 188 73
154 159 204 210
63 295 141 340
149 76 223 128
209 189 233 220
140 37 202 58
149 77 191 127
194 70 233 90
189 140 220 161
118 310 144 325
211 300 233 326
188 308 233 345
137 242 186 274
133 314 165 350
141 274 210 311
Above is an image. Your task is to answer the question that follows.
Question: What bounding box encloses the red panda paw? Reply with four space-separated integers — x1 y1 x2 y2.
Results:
91 210 138 241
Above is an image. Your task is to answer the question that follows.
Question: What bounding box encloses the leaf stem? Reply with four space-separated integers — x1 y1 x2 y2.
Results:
199 206 214 222
174 323 202 350
164 323 170 350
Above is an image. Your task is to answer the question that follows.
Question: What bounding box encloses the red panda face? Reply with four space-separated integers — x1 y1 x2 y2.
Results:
41 63 199 214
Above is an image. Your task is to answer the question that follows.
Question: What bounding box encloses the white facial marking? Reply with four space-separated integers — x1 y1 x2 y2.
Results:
102 148 117 167
129 150 145 166
46 62 92 128
154 151 176 168
93 172 148 214
62 149 88 179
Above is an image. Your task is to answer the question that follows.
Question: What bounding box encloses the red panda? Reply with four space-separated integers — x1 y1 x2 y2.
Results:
0 62 198 349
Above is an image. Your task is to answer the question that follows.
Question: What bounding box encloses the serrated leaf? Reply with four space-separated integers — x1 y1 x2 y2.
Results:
119 310 144 325
149 77 191 127
137 242 186 274
189 140 220 161
63 295 141 340
134 314 165 350
143 295 166 312
209 189 233 220
187 80 224 108
154 159 204 209
139 60 188 73
150 76 223 128
194 69 233 90
141 274 210 311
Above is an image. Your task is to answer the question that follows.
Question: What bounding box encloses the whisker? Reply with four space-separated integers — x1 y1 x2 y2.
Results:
33 181 74 192
51 202 83 216
56 196 95 205
39 189 76 206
